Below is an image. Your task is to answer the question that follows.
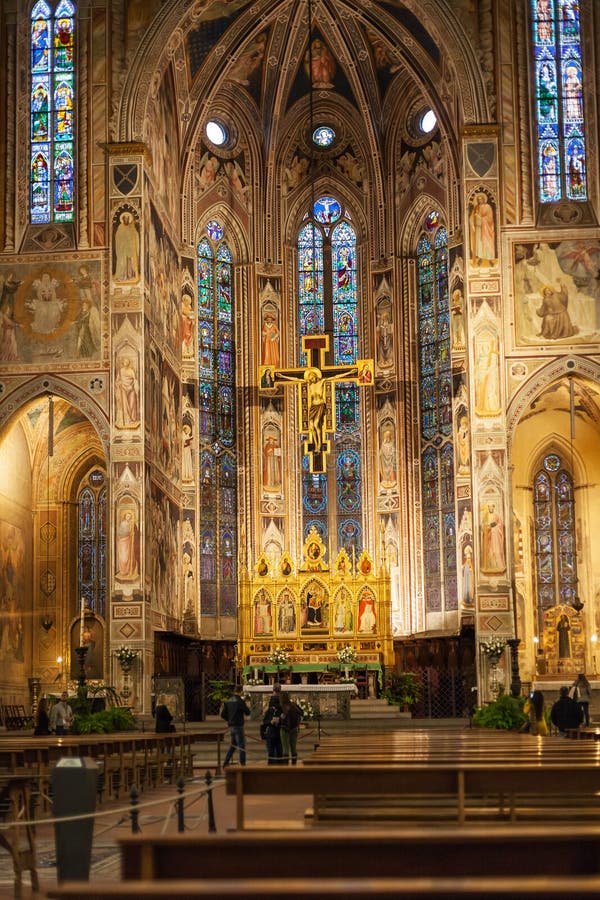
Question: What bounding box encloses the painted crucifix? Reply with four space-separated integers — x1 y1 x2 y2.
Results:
259 334 374 474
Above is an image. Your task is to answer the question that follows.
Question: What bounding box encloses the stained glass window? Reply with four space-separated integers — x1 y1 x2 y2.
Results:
312 126 335 147
197 226 237 617
297 200 363 555
417 218 457 612
532 0 587 202
534 455 578 609
77 469 106 617
30 0 76 224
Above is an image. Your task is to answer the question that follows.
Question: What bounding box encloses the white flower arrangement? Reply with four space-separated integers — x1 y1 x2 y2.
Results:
269 646 290 667
480 638 506 658
245 677 263 686
114 646 138 665
295 698 315 720
337 645 358 665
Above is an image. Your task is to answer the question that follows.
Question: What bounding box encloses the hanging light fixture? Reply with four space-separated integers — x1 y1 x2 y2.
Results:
306 0 319 341
568 375 584 612
41 395 54 631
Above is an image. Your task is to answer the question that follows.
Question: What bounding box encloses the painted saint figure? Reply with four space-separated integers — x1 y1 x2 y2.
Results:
26 273 65 335
456 415 471 476
379 428 397 489
536 279 578 340
278 596 296 634
450 289 466 350
461 545 474 606
261 312 280 367
358 598 376 634
376 307 394 367
116 510 139 579
557 614 572 659
262 431 282 493
469 193 496 265
475 339 501 417
114 211 140 283
254 593 272 634
305 38 336 88
115 356 140 428
481 502 506 574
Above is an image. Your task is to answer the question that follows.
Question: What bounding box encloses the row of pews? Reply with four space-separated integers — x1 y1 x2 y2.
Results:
0 729 224 897
47 727 600 898
0 729 223 804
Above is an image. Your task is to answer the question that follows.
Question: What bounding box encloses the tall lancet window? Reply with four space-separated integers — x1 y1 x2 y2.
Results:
417 213 457 612
77 468 106 617
532 0 587 202
297 196 363 556
30 0 76 224
197 222 237 618
533 453 578 610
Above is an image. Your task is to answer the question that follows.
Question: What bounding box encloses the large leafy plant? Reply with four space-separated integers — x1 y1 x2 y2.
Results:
381 672 420 708
472 693 526 730
72 706 136 734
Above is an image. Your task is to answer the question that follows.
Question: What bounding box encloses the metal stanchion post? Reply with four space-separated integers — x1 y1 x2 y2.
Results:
176 777 185 833
129 785 140 834
205 770 216 833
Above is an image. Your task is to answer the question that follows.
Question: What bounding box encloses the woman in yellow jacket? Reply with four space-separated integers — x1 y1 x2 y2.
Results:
523 689 548 736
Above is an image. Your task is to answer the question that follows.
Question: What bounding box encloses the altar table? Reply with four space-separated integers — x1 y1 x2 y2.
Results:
244 684 358 719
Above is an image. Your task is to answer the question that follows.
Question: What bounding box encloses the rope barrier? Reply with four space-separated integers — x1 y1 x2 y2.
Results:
0 773 226 832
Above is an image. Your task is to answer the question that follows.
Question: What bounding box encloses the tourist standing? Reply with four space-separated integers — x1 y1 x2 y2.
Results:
50 692 73 735
551 686 583 736
33 698 51 736
280 692 303 765
571 673 592 726
262 683 283 765
223 685 251 767
155 696 174 733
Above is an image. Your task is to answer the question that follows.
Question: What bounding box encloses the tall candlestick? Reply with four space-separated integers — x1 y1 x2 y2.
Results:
79 597 85 647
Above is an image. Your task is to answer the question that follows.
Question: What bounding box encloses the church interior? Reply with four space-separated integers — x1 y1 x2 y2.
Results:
0 0 599 721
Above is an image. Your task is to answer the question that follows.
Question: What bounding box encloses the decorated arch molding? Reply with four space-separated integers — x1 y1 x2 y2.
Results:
0 376 110 457
506 356 600 448
117 0 491 147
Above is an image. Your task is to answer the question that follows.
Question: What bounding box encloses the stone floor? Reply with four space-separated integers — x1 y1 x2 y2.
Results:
1 713 471 898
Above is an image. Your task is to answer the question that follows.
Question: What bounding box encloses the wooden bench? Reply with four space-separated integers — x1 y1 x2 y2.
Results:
0 730 220 809
566 727 600 740
43 874 600 899
0 774 39 898
0 704 34 730
225 763 600 828
112 827 600 880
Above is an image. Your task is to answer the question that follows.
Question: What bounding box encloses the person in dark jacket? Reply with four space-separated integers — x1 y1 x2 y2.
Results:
280 691 303 765
33 698 51 736
571 673 593 726
551 686 584 735
262 683 283 765
223 685 251 766
155 695 174 733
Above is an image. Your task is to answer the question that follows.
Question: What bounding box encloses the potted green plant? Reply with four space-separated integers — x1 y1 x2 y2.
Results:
381 672 420 714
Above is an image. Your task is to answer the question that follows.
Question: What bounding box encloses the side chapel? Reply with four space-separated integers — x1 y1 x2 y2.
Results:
0 0 599 716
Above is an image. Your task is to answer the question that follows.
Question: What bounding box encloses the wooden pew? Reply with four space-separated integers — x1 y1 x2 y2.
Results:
113 826 600 880
42 874 600 899
0 730 222 800
0 704 34 730
224 763 600 828
0 774 39 898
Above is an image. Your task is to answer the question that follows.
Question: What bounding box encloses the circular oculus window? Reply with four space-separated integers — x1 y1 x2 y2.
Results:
312 125 336 148
205 120 228 146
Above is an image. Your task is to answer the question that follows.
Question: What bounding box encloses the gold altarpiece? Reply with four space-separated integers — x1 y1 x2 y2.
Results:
238 528 393 671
